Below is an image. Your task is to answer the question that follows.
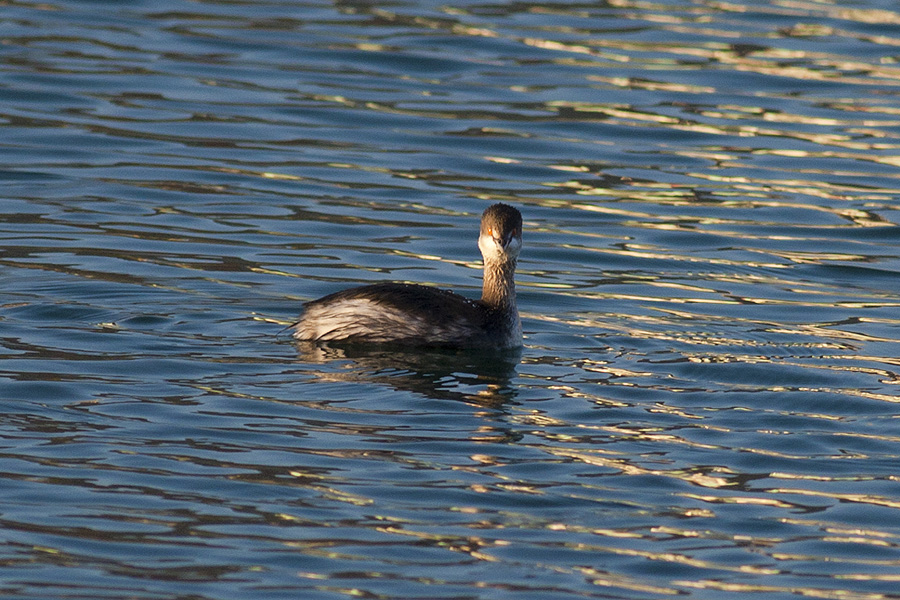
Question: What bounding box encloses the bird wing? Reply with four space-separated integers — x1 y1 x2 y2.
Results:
292 283 486 345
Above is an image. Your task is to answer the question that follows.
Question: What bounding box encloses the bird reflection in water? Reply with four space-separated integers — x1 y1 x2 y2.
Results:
294 342 521 407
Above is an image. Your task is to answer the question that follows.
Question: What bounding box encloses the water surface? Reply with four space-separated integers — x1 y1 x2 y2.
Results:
3 0 900 598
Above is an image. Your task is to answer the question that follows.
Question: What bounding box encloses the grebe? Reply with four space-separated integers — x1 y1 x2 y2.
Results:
292 203 523 348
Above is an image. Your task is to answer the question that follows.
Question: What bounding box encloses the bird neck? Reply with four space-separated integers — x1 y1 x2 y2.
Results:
481 258 517 310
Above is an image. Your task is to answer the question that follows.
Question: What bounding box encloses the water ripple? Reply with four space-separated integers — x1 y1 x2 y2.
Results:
3 0 900 599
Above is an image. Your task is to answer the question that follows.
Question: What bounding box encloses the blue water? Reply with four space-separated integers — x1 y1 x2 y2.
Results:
3 0 900 598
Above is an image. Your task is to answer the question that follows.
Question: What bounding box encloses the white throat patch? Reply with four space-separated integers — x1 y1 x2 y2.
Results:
479 233 520 263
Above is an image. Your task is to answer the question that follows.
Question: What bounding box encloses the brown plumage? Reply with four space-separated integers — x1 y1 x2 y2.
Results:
291 203 523 348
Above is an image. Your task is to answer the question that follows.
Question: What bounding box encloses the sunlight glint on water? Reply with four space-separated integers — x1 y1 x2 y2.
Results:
1 1 900 599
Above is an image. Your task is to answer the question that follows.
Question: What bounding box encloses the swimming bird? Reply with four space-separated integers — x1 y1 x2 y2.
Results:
292 203 523 348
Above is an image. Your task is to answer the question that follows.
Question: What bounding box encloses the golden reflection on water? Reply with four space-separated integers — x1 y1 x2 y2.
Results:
678 579 892 599
7 1 900 598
